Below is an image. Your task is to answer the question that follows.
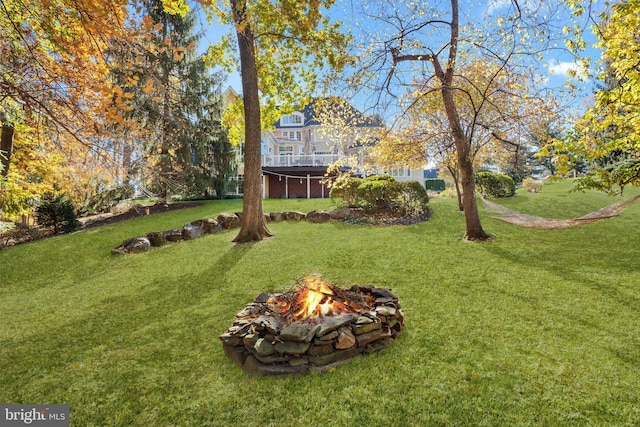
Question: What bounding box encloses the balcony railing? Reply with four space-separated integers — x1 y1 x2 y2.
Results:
261 154 347 167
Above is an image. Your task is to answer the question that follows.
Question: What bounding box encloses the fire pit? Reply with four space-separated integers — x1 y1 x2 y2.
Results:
219 276 404 375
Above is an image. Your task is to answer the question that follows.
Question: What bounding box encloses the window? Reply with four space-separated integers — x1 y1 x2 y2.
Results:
280 113 303 126
296 131 302 141
279 146 293 155
389 168 412 177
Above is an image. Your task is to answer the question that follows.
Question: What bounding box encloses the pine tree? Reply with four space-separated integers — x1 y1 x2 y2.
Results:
108 0 233 200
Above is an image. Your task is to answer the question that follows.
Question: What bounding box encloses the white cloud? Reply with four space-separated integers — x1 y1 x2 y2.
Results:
547 59 588 78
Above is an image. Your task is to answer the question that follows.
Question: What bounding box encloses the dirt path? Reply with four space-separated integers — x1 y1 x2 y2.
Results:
481 194 640 229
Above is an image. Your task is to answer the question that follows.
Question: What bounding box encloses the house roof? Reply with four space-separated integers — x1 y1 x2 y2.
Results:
273 97 383 129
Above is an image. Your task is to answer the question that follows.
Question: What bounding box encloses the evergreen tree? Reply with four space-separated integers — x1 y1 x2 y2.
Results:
108 0 233 199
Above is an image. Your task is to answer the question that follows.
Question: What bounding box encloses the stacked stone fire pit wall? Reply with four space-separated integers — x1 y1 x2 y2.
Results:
111 209 350 254
220 286 404 375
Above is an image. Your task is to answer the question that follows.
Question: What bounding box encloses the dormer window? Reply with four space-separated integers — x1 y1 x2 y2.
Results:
280 112 303 126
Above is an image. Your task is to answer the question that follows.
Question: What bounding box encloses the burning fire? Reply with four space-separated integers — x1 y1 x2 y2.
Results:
270 276 363 322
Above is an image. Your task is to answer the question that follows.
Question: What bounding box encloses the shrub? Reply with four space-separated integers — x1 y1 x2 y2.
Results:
34 192 79 233
331 175 429 216
475 172 516 198
424 179 445 192
329 176 362 207
355 175 401 213
396 181 430 215
522 178 543 193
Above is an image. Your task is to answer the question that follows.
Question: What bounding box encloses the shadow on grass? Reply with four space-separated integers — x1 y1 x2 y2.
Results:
0 244 253 405
482 243 640 366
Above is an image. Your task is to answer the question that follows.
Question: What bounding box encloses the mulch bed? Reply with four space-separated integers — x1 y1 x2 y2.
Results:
78 202 203 230
2 202 432 249
343 209 432 226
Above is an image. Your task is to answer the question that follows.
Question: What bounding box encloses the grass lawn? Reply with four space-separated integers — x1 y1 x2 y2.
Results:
1 182 639 426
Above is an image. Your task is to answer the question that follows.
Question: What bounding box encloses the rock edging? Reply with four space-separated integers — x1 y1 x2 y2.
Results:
111 209 341 255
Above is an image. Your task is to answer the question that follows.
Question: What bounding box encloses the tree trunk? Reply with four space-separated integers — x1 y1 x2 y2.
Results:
231 0 272 243
1 124 14 177
442 96 489 240
455 139 489 240
432 0 490 241
447 164 464 211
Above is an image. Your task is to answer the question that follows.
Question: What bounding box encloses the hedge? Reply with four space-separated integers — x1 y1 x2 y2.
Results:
330 175 429 214
474 172 516 198
425 179 445 192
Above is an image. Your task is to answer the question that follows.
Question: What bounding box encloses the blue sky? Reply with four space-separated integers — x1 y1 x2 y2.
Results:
192 0 604 114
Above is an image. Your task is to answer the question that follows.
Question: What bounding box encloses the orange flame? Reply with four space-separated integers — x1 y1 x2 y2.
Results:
292 276 350 319
268 277 372 322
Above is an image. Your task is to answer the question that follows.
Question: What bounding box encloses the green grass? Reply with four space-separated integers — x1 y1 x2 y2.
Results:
491 179 640 218
1 183 639 426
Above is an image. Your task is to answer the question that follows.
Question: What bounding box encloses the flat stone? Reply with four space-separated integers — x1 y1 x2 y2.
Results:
235 306 253 318
306 210 331 223
252 315 281 335
316 314 358 337
217 213 241 229
317 331 338 341
375 306 397 317
219 332 243 347
232 319 251 328
371 287 398 299
243 333 259 349
269 212 285 221
274 340 311 355
226 323 251 336
308 343 334 356
147 232 167 246
164 228 183 242
182 223 203 240
355 327 391 347
309 347 362 366
335 327 356 349
329 207 351 220
353 321 381 335
279 323 320 342
356 315 374 325
253 293 270 303
375 297 397 306
254 353 290 364
289 357 309 367
195 218 222 234
122 237 150 253
283 211 306 220
243 355 309 376
253 338 276 356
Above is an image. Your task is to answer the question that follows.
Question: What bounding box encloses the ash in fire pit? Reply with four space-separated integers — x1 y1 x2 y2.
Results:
219 276 404 375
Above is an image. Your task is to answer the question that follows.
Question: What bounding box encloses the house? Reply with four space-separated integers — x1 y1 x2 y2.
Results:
224 89 424 198
260 97 425 199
